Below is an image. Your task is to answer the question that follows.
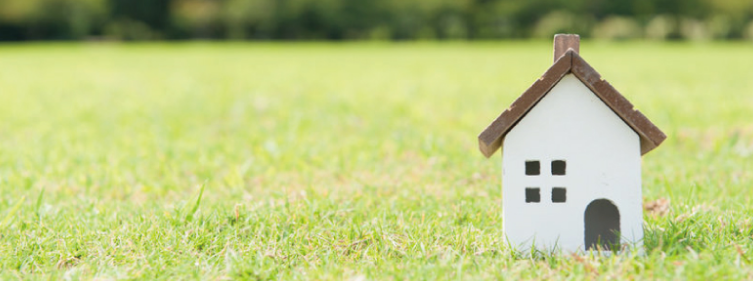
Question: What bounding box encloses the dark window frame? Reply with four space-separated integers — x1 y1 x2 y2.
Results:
551 160 566 175
552 187 567 203
525 161 540 176
525 187 540 203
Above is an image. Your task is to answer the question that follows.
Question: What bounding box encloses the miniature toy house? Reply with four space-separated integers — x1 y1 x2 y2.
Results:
478 34 666 252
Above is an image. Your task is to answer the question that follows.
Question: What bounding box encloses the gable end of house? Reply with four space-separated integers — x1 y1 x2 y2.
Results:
478 50 666 158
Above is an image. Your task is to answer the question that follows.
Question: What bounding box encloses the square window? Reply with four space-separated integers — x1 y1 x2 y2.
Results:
525 161 540 175
552 160 566 175
525 188 540 203
552 187 566 203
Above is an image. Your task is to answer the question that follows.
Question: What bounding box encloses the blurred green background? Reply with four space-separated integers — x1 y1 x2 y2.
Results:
1 0 753 41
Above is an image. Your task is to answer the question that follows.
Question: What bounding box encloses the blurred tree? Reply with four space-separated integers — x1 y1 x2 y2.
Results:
109 0 169 39
0 0 106 40
222 0 276 39
171 0 222 39
0 0 751 41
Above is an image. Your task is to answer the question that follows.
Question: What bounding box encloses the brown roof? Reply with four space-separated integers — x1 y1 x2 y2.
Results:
477 49 666 158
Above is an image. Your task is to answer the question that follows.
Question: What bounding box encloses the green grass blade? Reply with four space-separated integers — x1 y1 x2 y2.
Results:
184 183 206 222
35 188 45 218
0 196 26 229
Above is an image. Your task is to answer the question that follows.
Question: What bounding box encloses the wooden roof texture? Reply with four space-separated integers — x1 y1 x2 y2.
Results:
478 40 666 158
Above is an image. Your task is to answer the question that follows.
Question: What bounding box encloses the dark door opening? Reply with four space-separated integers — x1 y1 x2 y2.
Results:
584 199 621 251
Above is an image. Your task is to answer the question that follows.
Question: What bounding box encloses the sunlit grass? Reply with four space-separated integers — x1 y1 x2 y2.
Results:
0 41 752 279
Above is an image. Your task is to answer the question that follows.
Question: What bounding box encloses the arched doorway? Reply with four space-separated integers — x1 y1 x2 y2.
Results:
584 199 620 251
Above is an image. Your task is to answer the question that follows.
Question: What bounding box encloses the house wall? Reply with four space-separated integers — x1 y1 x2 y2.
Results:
501 74 642 253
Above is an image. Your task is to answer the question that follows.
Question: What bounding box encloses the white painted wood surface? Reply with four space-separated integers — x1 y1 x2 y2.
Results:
501 74 642 253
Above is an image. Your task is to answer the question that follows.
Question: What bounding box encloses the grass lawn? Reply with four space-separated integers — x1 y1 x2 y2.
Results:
0 41 752 280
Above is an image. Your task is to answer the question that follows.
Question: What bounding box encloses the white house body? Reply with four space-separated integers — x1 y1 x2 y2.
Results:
502 74 642 252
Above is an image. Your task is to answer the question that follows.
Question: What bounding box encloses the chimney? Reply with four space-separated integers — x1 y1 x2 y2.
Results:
553 34 580 62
